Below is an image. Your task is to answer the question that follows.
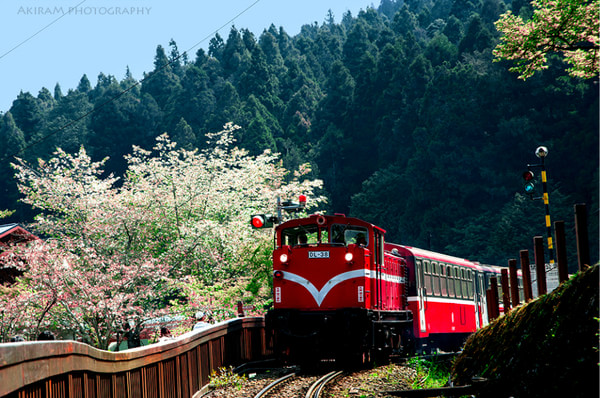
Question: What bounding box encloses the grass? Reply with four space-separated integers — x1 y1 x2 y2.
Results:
208 366 248 390
407 356 451 389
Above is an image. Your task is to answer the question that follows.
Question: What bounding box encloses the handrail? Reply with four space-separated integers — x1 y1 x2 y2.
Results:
0 317 271 398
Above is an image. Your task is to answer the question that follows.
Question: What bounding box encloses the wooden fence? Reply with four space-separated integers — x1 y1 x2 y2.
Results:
0 317 271 398
487 203 592 319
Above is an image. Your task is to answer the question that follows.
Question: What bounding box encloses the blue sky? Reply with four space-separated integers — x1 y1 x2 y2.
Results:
0 0 373 112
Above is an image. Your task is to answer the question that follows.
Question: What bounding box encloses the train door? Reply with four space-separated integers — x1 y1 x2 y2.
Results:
374 230 384 311
415 259 427 333
473 271 482 329
476 273 489 327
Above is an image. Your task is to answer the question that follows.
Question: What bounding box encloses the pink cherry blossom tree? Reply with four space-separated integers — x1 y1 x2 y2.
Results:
1 240 169 348
2 124 325 346
494 0 599 79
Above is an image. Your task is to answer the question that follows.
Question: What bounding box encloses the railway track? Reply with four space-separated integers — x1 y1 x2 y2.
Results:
304 370 343 398
252 372 296 398
202 355 467 397
252 370 343 398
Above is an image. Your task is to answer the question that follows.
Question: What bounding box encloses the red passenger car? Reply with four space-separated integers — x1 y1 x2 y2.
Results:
385 244 502 352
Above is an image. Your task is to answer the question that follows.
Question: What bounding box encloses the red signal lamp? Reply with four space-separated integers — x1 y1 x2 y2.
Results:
252 215 266 228
273 270 284 279
251 214 274 229
523 171 534 181
298 194 307 206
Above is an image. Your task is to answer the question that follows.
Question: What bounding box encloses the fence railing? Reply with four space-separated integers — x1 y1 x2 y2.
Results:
0 316 271 398
487 203 592 319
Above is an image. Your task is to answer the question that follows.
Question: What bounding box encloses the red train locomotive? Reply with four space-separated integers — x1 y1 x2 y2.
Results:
262 211 520 364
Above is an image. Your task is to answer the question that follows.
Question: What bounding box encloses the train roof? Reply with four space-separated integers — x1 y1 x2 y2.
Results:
277 214 386 234
385 243 496 270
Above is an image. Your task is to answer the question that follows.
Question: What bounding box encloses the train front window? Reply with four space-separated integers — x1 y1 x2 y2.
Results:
281 224 320 246
330 224 369 246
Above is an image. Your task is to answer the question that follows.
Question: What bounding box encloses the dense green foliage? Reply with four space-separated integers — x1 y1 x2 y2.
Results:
1 0 597 270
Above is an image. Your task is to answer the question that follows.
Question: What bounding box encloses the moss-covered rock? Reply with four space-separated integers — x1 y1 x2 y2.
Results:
452 265 598 397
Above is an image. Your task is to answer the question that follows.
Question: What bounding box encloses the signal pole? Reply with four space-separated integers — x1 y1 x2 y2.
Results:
538 148 554 264
523 146 555 264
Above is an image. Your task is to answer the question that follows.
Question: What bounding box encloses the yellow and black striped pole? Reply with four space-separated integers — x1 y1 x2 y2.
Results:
536 146 554 264
540 163 554 264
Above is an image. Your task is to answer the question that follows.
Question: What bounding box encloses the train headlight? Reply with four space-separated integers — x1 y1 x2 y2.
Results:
344 252 354 263
279 253 289 264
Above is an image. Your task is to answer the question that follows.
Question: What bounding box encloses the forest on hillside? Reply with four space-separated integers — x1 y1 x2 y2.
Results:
0 0 598 270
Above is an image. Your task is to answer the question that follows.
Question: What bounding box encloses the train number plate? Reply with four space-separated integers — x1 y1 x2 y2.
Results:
308 251 330 259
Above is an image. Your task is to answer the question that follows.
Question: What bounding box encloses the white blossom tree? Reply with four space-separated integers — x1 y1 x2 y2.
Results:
2 123 325 346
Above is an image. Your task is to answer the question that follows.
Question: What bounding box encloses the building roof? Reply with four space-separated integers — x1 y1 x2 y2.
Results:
0 223 19 238
0 223 37 242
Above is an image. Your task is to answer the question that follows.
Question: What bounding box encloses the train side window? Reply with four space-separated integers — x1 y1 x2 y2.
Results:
452 267 458 297
447 265 455 297
467 270 473 298
454 267 462 298
440 264 448 296
497 275 503 302
461 269 468 299
432 262 440 296
518 278 524 302
424 260 432 295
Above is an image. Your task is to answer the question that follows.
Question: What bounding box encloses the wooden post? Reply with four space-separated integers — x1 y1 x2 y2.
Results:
574 203 590 271
554 220 569 283
508 259 520 307
534 236 547 296
500 268 511 314
489 276 500 320
520 250 533 302
486 289 495 322
237 301 245 317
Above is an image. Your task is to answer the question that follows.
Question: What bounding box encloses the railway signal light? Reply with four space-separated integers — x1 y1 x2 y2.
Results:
298 194 307 206
280 194 307 213
522 146 555 264
523 170 535 195
251 214 274 229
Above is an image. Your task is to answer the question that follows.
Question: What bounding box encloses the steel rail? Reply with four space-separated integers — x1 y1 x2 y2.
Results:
253 372 296 398
305 370 343 398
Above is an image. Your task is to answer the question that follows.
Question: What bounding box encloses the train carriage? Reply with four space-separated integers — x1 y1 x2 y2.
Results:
385 244 494 352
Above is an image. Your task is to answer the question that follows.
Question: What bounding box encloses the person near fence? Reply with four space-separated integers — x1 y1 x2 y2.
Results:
158 327 174 342
193 311 211 330
123 322 141 348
